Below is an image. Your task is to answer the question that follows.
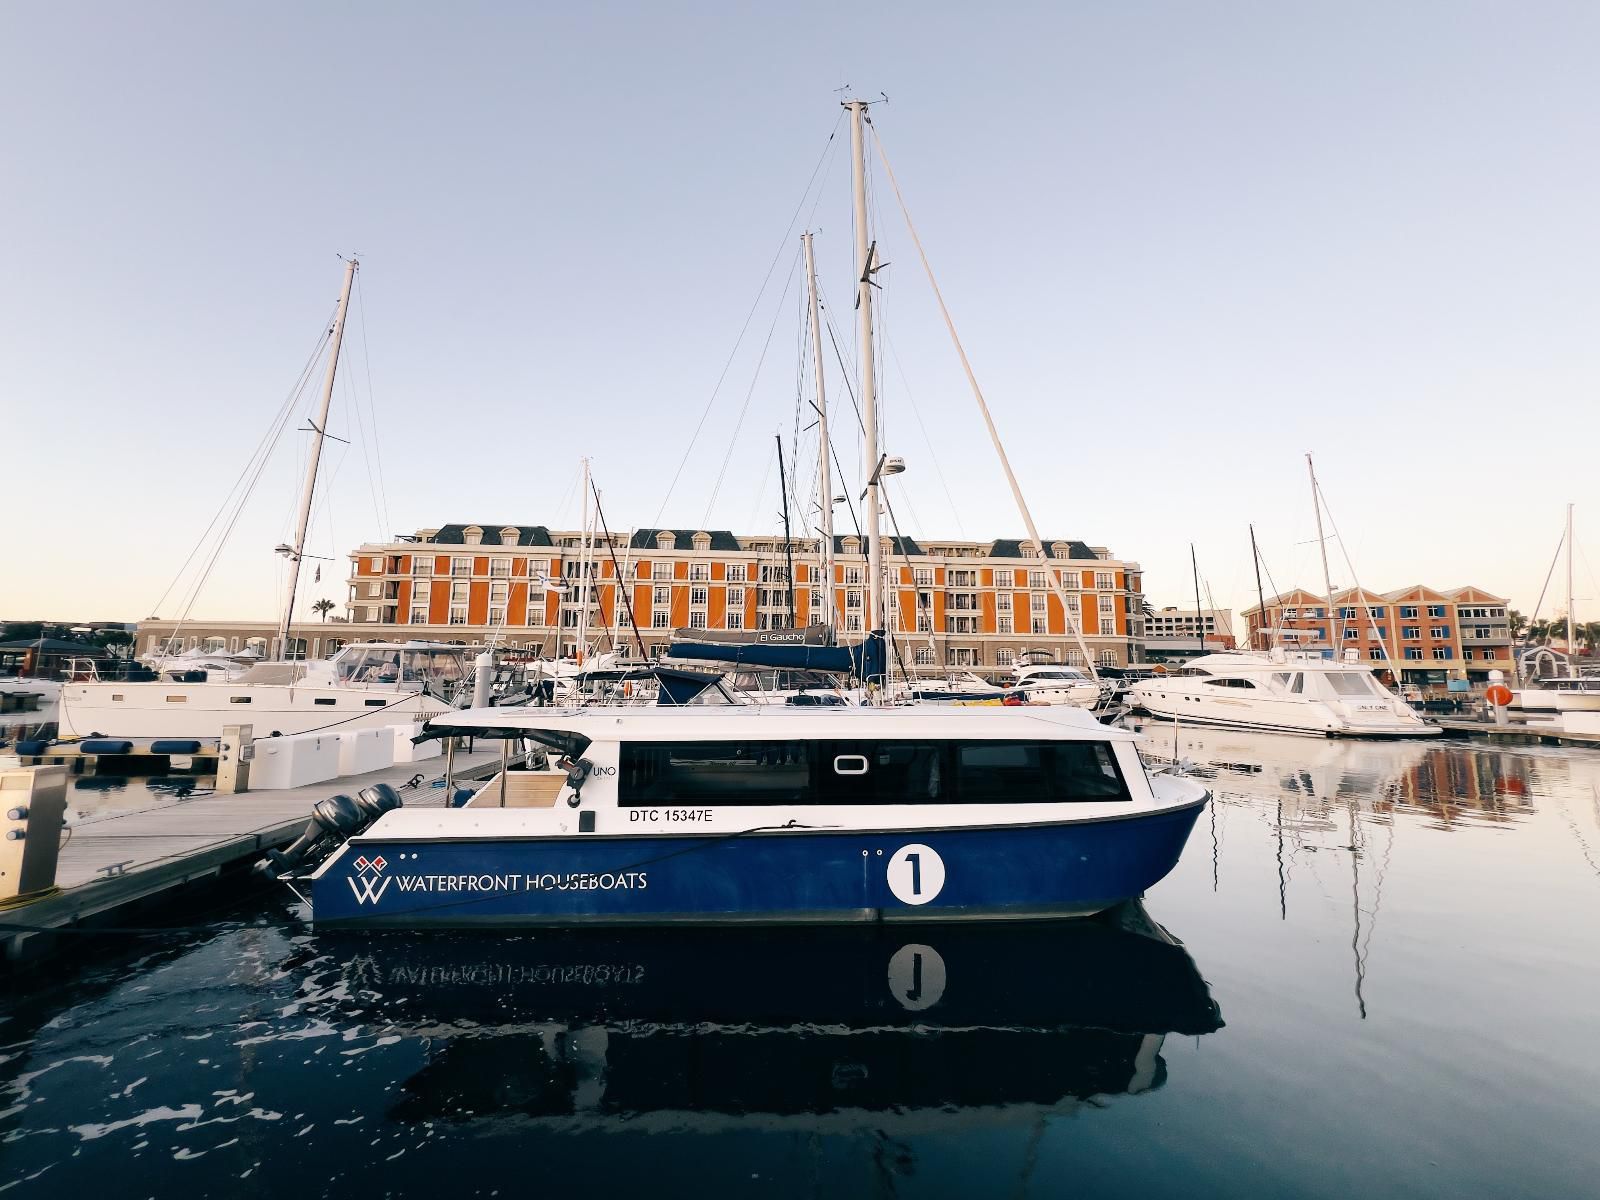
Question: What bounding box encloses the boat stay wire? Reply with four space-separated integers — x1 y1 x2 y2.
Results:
149 311 337 648
652 114 844 533
868 121 1098 679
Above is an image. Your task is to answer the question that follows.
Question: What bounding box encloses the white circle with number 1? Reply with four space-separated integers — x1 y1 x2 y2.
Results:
886 844 945 905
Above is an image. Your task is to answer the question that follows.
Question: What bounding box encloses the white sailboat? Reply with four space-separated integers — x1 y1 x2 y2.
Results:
58 259 471 741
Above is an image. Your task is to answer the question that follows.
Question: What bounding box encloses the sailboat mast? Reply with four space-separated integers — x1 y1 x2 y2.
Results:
1307 453 1339 656
1250 523 1269 651
576 457 591 663
1566 501 1575 671
1191 545 1205 659
847 99 885 637
277 256 357 659
776 434 797 628
802 231 834 636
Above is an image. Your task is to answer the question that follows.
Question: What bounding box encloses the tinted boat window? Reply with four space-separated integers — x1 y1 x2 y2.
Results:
618 739 1129 805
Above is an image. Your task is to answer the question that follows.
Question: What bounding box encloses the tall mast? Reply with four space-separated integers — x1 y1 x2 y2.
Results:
1566 501 1576 673
1191 544 1205 660
277 256 357 659
803 231 834 636
847 99 885 637
575 457 591 662
1307 453 1339 657
1249 523 1269 651
776 434 797 628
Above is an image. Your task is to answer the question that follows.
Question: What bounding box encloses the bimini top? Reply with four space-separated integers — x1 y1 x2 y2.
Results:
422 701 1127 745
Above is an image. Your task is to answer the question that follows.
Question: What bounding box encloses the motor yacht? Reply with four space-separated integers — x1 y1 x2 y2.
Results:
56 641 475 740
1129 651 1439 738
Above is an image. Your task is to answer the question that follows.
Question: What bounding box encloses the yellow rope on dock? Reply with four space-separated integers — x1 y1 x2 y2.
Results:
0 885 63 911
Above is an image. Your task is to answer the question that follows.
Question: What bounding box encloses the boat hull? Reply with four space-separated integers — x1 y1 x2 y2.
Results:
56 681 450 739
310 802 1206 928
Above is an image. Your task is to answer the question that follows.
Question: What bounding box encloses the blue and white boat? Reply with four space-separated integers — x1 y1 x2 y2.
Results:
296 703 1207 928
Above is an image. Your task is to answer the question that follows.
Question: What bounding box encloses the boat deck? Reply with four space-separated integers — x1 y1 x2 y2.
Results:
1 748 507 969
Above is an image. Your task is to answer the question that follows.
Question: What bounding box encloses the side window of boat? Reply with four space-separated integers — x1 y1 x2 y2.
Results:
952 740 1129 803
814 741 944 804
1204 678 1257 689
618 741 812 806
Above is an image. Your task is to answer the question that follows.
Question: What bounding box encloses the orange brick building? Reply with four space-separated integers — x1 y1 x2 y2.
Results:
342 523 1146 677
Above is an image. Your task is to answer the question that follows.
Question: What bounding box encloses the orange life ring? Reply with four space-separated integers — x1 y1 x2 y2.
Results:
1485 684 1512 707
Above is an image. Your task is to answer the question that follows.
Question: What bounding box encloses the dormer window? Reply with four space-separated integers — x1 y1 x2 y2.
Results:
1051 541 1069 559
500 527 519 546
463 526 483 546
692 531 711 551
842 535 861 553
656 531 676 550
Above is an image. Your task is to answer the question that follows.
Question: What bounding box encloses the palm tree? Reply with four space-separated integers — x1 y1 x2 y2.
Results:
1508 609 1528 641
312 598 336 622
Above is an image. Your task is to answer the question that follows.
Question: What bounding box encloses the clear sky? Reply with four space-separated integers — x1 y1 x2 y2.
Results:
4 1 1599 632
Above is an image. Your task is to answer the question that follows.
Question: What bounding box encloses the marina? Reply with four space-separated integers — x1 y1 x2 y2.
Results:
7 5 1600 1196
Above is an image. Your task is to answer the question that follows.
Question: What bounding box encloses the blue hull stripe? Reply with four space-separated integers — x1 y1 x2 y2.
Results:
313 802 1205 927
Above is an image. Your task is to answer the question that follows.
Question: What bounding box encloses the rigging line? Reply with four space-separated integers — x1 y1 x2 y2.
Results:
867 120 1098 681
886 332 965 539
147 316 333 618
353 266 391 534
170 342 332 636
591 483 647 659
341 342 385 536
652 113 845 530
1524 524 1566 637
1313 480 1401 680
700 244 804 528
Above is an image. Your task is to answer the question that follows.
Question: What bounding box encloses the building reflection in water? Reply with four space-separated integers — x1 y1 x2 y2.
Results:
307 902 1222 1134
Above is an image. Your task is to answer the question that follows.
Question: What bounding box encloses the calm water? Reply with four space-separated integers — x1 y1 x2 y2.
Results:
4 733 1600 1198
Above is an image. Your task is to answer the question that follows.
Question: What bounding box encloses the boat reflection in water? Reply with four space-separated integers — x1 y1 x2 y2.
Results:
315 901 1221 1131
1133 721 1539 827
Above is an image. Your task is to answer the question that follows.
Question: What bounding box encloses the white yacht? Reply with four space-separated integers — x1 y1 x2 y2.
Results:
1012 655 1105 707
1129 651 1438 738
56 642 473 740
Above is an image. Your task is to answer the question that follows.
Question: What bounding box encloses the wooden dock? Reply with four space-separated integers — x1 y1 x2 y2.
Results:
1432 716 1600 747
1 748 507 968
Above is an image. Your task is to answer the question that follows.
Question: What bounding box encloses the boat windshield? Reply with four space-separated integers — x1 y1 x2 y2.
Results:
1321 671 1381 697
1025 670 1088 682
334 646 468 688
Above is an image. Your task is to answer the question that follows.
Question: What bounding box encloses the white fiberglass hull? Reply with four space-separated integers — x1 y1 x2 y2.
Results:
56 680 454 740
1512 690 1560 712
1130 682 1437 738
1552 689 1600 713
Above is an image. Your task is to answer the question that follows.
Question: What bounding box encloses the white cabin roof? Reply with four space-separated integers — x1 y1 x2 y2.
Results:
1183 652 1379 675
426 702 1132 743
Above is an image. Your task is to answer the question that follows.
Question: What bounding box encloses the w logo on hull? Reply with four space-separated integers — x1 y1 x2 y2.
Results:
347 855 391 906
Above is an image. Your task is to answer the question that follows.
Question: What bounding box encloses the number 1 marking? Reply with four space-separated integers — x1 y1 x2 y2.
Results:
907 851 922 896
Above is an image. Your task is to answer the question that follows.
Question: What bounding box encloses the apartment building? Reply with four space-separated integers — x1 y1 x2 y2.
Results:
1141 606 1237 663
1240 586 1513 685
337 523 1147 676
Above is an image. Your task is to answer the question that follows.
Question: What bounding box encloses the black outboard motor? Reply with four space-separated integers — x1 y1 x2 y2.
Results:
256 783 404 880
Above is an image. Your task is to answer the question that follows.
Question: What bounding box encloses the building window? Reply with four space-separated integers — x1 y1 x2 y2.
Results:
1095 571 1115 590
489 558 510 577
1405 647 1423 660
412 558 432 576
914 646 936 666
1099 650 1116 667
651 611 670 628
844 566 864 585
449 607 467 625
726 564 746 582
1031 593 1047 613
489 581 508 603
689 611 707 629
488 607 505 626
948 647 977 667
1028 571 1047 589
1344 628 1360 640
1427 605 1446 618
1098 596 1115 617
653 586 671 606
996 647 1014 666
996 592 1012 612
914 567 933 586
527 604 545 627
1433 647 1451 660
846 613 863 632
726 611 744 629
1369 648 1384 660
846 589 863 610
1032 618 1048 635
1430 626 1450 639
1402 626 1420 640
916 614 933 633
408 607 428 624
452 556 472 577
809 589 821 611
690 586 709 606
1463 649 1474 661
451 580 469 603
998 616 1013 635
1399 606 1418 619
727 586 745 606
689 563 710 582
